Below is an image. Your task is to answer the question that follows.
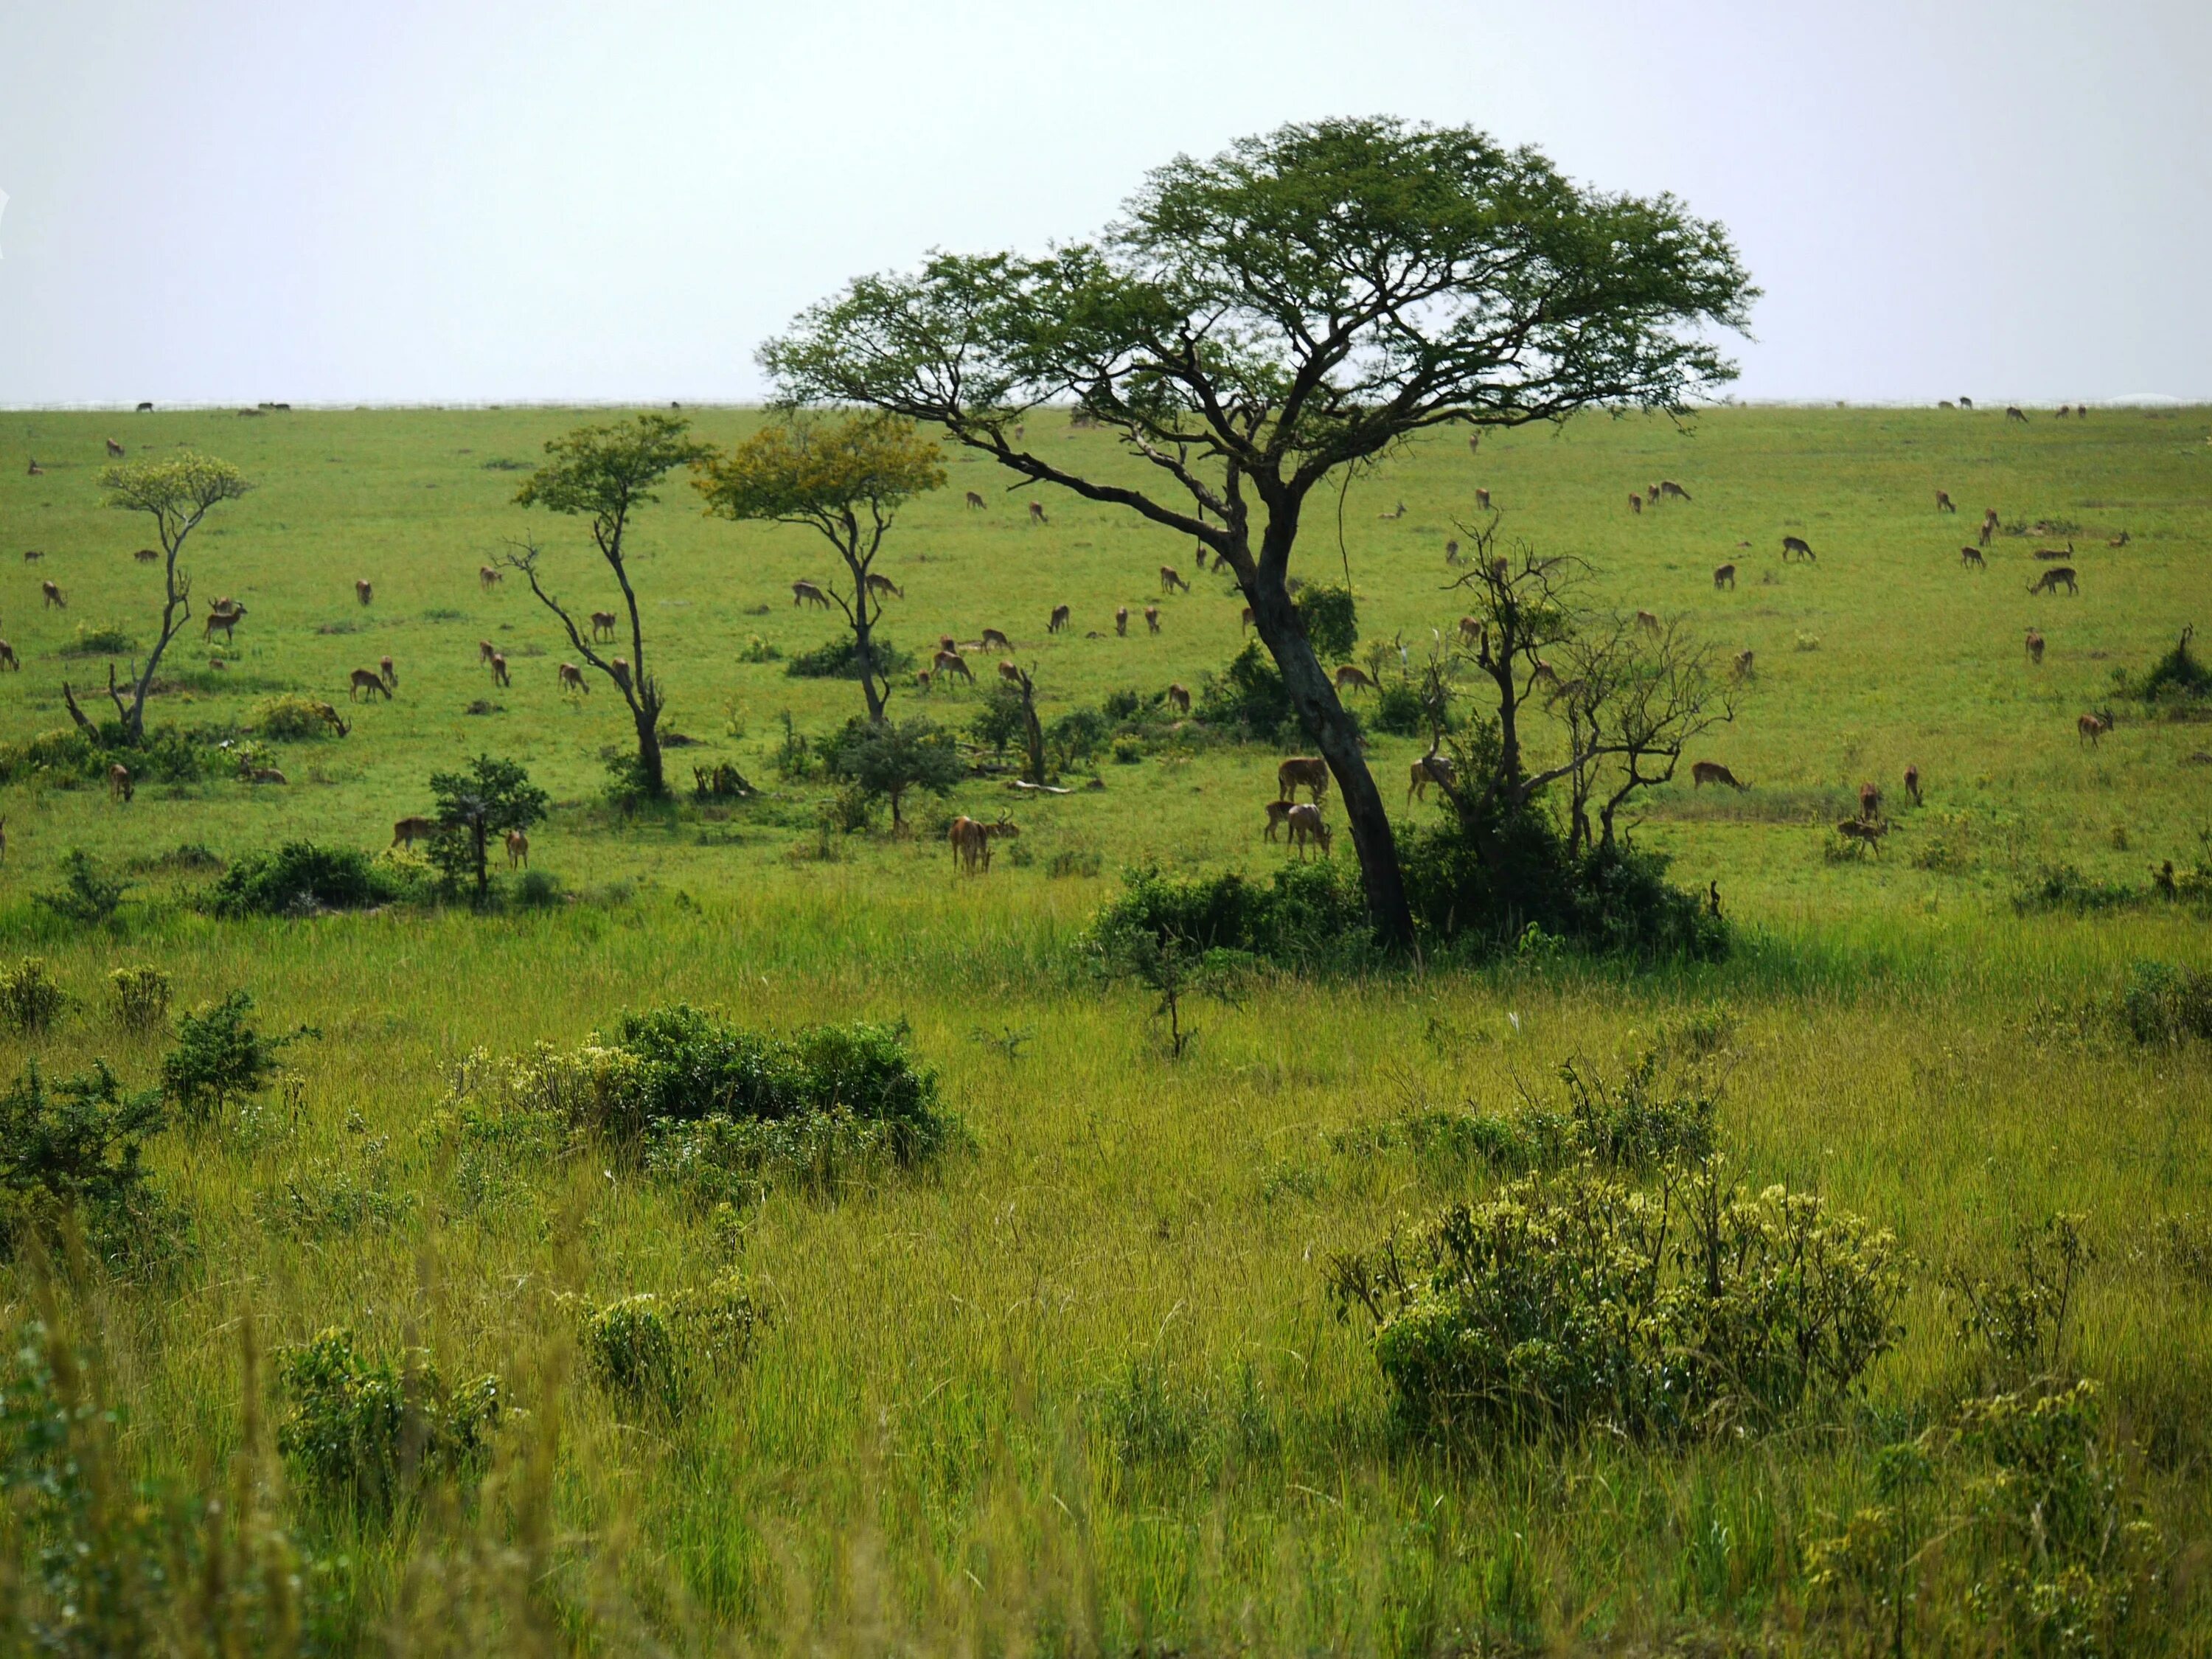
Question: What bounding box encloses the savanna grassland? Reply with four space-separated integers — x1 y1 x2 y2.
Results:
0 402 2207 1655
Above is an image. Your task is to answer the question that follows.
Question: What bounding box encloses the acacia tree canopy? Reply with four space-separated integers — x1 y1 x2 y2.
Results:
762 116 1754 948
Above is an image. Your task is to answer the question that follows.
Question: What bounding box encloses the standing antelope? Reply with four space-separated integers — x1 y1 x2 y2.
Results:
1166 683 1190 714
355 579 373 606
108 763 133 803
1475 487 1492 509
1857 781 1882 823
791 580 830 609
25 460 42 476
1277 757 1329 803
1904 764 1921 807
2025 628 2045 665
1240 606 1254 632
1444 538 1461 565
1713 564 1736 590
1408 752 1455 804
1028 501 1048 526
2077 714 2107 747
588 611 617 641
204 603 245 641
1333 664 1377 695
490 652 511 687
1284 802 1332 858
1115 607 1128 637
505 829 529 869
348 668 391 701
865 572 904 601
479 565 504 591
1635 610 1661 632
479 639 498 665
1691 761 1747 790
1960 545 1985 568
609 658 631 692
1458 616 1485 650
1144 605 1160 634
379 655 397 690
1935 490 1956 512
41 580 66 609
0 641 16 671
1159 566 1190 594
1048 605 1071 634
1628 493 1644 515
1733 649 1755 678
1262 799 1295 841
558 662 588 695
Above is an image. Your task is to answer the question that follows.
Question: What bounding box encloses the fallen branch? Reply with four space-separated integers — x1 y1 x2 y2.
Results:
1006 779 1073 795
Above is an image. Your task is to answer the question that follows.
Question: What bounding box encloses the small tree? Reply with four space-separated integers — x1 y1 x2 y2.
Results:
161 991 310 1127
427 756 549 905
88 453 251 743
695 413 945 725
822 717 962 830
511 413 706 797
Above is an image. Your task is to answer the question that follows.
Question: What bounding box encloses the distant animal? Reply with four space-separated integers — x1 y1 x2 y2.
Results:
980 627 1012 653
1377 502 1406 521
1691 760 1747 790
1960 545 1985 568
2025 628 2045 664
1635 610 1661 632
246 767 287 786
355 579 373 606
2033 542 2074 561
1115 607 1128 637
136 402 152 413
105 438 125 458
948 814 1018 874
1959 397 1974 409
1240 606 1254 631
1978 520 1994 549
2006 406 2028 422
108 763 133 803
590 611 618 641
349 668 391 701
1713 564 1736 589
1028 501 1048 526
2027 566 2078 597
25 459 42 476
1647 484 1661 504
1277 757 1329 804
1659 480 1691 501
41 580 65 608
479 565 504 591
0 641 16 671
1333 664 1377 695
938 636 957 655
20 549 41 563
1408 752 1455 804
933 649 974 683
1857 781 1882 822
914 670 932 694
1707 882 1722 917
558 661 588 695
1444 538 1461 564
204 604 245 641
479 639 498 664
1467 434 1480 453
1284 801 1332 858
1475 487 1492 509
208 658 226 670
1458 616 1485 650
1904 764 1921 807
2077 713 2107 747
965 490 986 510
133 546 159 563
505 829 529 869
791 580 830 609
1262 799 1296 841
1935 490 1955 512
1733 649 1755 678
311 702 348 734
1144 605 1160 634
1835 818 1888 854
2107 530 2129 548
378 655 396 689
1628 493 1643 515
1159 565 1190 594
1781 535 1815 562
489 652 511 687
865 572 904 600
608 656 631 692
1166 683 1190 714
998 660 1022 684
1048 604 1071 634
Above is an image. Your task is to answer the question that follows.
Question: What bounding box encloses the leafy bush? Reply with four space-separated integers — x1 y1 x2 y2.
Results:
0 1060 169 1261
35 849 128 924
1293 583 1358 661
2011 862 2142 914
737 635 782 663
275 1329 504 1521
106 965 171 1032
2116 625 2211 703
2118 959 2212 1043
572 1277 761 1419
0 959 68 1035
1047 706 1110 769
1371 679 1427 736
1048 849 1103 879
1408 1052 1717 1175
1329 1164 1907 1438
970 684 1029 755
0 729 104 786
206 840 409 917
1090 861 1374 971
514 869 564 908
820 717 961 827
159 990 310 1127
1195 642 1297 741
251 693 344 740
60 623 137 658
785 633 914 679
1945 1213 2090 1388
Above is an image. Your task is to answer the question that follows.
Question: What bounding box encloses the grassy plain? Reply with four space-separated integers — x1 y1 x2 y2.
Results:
0 403 2208 1652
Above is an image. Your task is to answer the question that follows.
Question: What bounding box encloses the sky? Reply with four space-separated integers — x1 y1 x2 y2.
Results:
1 0 2205 408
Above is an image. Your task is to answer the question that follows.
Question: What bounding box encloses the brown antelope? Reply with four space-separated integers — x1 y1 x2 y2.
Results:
205 605 246 641
1835 818 1888 854
1628 493 1643 514
25 459 42 476
1028 501 1048 525
914 669 931 694
2006 406 2027 422
0 641 16 672
590 611 618 641
1115 607 1128 636
937 635 958 655
1960 545 1985 568
1160 565 1190 594
1457 615 1485 650
20 550 40 561
349 668 391 701
1467 434 1480 454
1408 752 1455 804
108 763 133 803
1284 802 1332 858
558 661 588 695
1647 484 1662 504
1659 480 1691 501
1857 781 1882 822
792 580 830 609
1144 605 1160 634
392 815 437 849
964 490 985 510
1635 610 1661 632
479 564 503 591
1781 535 1814 562
1262 799 1296 841
208 658 226 671
2056 404 2070 418
1166 683 1190 714
2027 566 2078 597
1904 764 1921 807
1333 664 1377 695
2077 713 2108 747
1713 564 1736 589
1240 605 1254 631
1475 487 1492 509
980 627 1012 653
1978 518 1995 549
1691 760 1747 790
609 658 632 692
1377 502 1406 521
998 660 1022 684
933 649 974 684
133 546 159 563
505 829 529 869
1048 604 1071 634
1935 490 1956 512
1444 538 1461 565
1277 757 1329 803
41 580 66 609
105 437 125 458
355 579 373 606
312 701 348 734
379 655 396 689
2033 542 2074 562
2107 530 2129 548
2025 628 2045 664
865 572 904 600
1733 649 1755 678
490 652 511 687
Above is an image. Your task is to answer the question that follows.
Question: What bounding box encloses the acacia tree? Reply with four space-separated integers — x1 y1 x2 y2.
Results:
762 117 1753 948
427 755 549 906
693 414 945 725
509 413 705 797
84 453 251 742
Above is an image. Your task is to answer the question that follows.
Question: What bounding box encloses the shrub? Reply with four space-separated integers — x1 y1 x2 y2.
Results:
0 959 68 1034
970 684 1029 755
573 1277 760 1419
60 623 137 658
737 635 782 663
0 1060 169 1261
1371 679 1427 736
275 1329 504 1521
1329 1164 1907 1438
785 634 913 679
647 1109 953 1208
514 869 564 908
2011 862 2142 914
35 849 128 924
1945 1214 2090 1387
159 990 310 1127
206 840 408 917
1047 706 1110 769
2118 959 2212 1043
106 966 171 1032
1195 642 1297 740
1293 583 1358 661
251 693 344 740
0 729 104 786
1419 1052 1717 1175
1091 861 1373 970
820 717 961 827
2118 625 2211 703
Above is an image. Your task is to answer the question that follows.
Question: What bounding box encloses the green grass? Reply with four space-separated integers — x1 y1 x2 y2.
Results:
0 404 2207 1652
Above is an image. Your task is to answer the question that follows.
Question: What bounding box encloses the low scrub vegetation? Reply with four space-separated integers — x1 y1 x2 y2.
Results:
0 1060 171 1262
570 1277 762 1419
205 840 411 917
276 1328 505 1522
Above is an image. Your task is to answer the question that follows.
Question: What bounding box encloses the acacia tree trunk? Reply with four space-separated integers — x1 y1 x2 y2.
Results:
631 700 665 796
843 558 887 725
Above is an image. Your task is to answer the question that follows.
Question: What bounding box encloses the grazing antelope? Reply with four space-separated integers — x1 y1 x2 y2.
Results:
2056 405 2070 418
379 655 396 689
505 829 529 869
105 437 125 458
2033 542 2074 561
1935 490 1956 512
1239 605 1254 632
41 580 66 608
865 572 904 600
2006 406 2028 422
0 641 15 672
1159 565 1190 594
609 658 631 692
312 702 348 735
1628 493 1643 514
2027 566 2078 597
1284 801 1332 858
355 579 373 606
1713 564 1736 589
1960 545 1985 568
1659 480 1691 501
1048 604 1071 634
1333 664 1377 695
489 653 511 687
348 667 392 701
1904 764 1921 807
914 669 932 694
933 649 975 684
2077 713 2108 747
133 546 159 563
246 767 287 786
964 490 985 510
1028 501 1048 526
1781 535 1815 562
479 565 504 591
1166 683 1190 714
1115 607 1128 637
1691 760 1747 790
558 662 588 695
1857 781 1882 822
998 660 1022 684
1835 818 1888 854
2107 530 2129 548
938 635 958 655
1635 610 1661 632
108 763 133 803
1959 396 1974 408
1978 519 1995 549
1648 484 1662 504
1733 649 1755 678
792 580 830 609
1277 757 1329 804
589 611 618 641
1144 605 1160 634
1377 502 1406 521
1408 752 1455 804
479 639 498 665
1262 799 1295 841
204 602 245 641
1457 615 1485 650
24 459 42 476
21 550 41 561
2025 628 2045 664
1444 538 1461 564
980 627 1011 653
1475 487 1492 509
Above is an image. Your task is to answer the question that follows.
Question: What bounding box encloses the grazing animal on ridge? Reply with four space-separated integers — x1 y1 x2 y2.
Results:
1691 760 1747 790
1935 490 1955 512
1713 564 1736 589
505 829 529 869
1960 545 1985 568
1781 535 1815 562
1028 501 1048 526
1144 605 1160 634
1284 802 1332 858
865 572 904 601
1835 818 1888 854
933 649 974 684
1277 757 1329 804
1659 479 1691 501
105 438 125 458
133 546 159 563
489 652 510 687
2028 566 2079 597
998 660 1021 684
558 662 588 695
480 565 504 591
1333 664 1377 695
1166 683 1190 714
2006 406 2028 422
964 490 985 510
791 580 830 610
1904 764 1921 807
1048 605 1071 634
2025 628 2045 664
348 668 391 701
980 627 1012 653
590 611 617 641
41 580 66 609
1159 565 1190 594
2077 713 2108 747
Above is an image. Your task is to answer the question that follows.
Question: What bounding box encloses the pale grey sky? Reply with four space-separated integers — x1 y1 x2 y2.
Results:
1 0 2205 407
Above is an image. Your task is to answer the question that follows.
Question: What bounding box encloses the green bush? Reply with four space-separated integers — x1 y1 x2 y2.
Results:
514 869 564 908
784 633 914 679
1194 642 1297 741
0 959 68 1035
573 1277 760 1419
107 965 171 1032
275 1329 504 1522
970 684 1029 755
2011 862 2143 914
1404 1052 1717 1175
34 849 128 924
251 693 344 740
60 623 138 658
206 840 409 917
159 990 310 1127
1293 583 1359 661
1090 861 1374 971
1371 679 1427 736
0 1060 170 1262
1047 707 1110 769
1329 1163 1906 1438
2118 959 2212 1043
